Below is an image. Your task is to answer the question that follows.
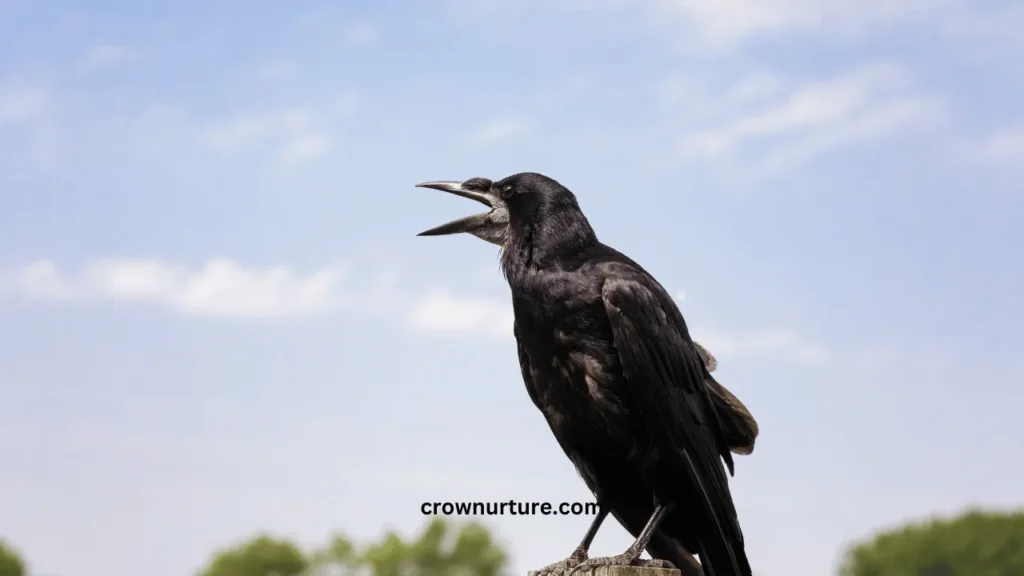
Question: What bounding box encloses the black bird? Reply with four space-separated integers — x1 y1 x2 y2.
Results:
417 181 755 576
416 174 753 576
417 179 759 458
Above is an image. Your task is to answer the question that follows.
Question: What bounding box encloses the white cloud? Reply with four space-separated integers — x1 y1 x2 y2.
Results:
462 115 534 146
77 44 136 75
203 108 307 151
82 259 186 301
0 82 50 123
408 289 514 340
134 96 354 166
280 131 332 164
694 328 830 364
202 107 332 164
4 261 77 299
1 258 351 318
975 124 1024 165
449 0 958 52
653 0 958 52
676 63 945 172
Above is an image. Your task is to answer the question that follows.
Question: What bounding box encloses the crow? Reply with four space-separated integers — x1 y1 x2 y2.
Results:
417 179 759 458
415 173 754 576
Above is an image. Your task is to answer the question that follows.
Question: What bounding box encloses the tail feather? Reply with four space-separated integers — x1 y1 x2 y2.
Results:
680 450 753 576
645 531 705 576
706 375 759 456
696 530 752 576
694 341 718 372
694 341 759 456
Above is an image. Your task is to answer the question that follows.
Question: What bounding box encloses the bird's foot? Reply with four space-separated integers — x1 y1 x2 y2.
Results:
530 547 589 576
566 553 675 576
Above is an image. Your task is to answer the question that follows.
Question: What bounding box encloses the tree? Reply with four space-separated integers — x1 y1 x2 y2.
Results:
357 518 508 576
0 539 26 576
307 534 361 575
198 534 309 576
308 517 509 576
202 519 509 576
838 507 1024 576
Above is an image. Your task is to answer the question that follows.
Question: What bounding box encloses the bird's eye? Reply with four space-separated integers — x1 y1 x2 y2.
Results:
500 185 514 199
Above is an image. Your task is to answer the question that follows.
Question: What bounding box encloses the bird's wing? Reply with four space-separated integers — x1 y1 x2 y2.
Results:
601 276 750 576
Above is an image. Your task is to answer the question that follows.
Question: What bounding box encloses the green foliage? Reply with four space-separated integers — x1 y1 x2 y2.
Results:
838 507 1024 576
357 517 508 576
0 539 26 576
198 534 309 576
198 518 509 576
308 534 361 573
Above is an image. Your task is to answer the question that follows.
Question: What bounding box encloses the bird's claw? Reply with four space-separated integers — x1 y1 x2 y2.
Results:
566 554 675 576
530 548 589 576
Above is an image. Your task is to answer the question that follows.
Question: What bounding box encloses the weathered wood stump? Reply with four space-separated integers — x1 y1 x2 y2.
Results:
528 566 681 576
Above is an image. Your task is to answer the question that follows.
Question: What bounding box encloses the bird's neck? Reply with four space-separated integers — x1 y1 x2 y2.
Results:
501 212 597 284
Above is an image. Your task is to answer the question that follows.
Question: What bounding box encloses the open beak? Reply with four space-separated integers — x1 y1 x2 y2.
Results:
416 181 496 206
415 180 505 245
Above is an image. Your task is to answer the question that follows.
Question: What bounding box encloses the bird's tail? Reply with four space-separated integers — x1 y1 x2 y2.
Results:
678 451 754 576
706 375 759 456
645 510 752 576
696 533 752 576
645 532 705 576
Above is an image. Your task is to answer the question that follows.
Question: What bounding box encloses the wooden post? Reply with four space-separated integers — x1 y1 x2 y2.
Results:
528 567 681 576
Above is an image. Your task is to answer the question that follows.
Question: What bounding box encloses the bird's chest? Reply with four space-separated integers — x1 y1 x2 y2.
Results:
512 291 631 445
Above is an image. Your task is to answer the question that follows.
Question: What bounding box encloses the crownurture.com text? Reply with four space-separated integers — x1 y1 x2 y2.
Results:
421 501 599 516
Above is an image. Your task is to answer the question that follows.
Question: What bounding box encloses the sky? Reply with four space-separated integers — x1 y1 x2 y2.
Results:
1 0 1023 575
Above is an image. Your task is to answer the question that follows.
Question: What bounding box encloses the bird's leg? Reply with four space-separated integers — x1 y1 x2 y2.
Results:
530 505 610 576
567 504 677 576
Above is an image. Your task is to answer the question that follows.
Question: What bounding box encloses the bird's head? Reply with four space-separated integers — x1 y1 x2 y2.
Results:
416 172 586 243
415 177 509 246
492 172 582 229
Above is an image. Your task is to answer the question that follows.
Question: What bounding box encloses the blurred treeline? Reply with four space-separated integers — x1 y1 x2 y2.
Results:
1 508 1022 576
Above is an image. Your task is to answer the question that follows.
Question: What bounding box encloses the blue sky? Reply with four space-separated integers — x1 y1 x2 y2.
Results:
1 0 1023 575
